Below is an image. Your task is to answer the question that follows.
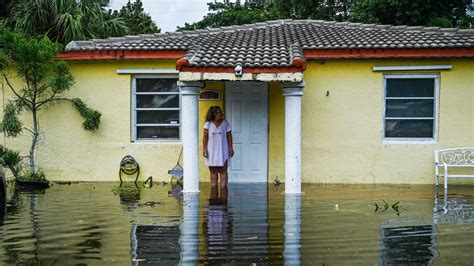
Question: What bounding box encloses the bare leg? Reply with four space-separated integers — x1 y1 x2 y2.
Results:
209 168 218 188
218 161 228 187
219 186 228 204
210 185 218 200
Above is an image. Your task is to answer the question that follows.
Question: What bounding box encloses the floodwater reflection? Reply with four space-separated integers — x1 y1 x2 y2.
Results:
0 183 473 264
200 183 271 264
380 225 438 264
202 186 232 262
284 194 301 265
434 186 474 224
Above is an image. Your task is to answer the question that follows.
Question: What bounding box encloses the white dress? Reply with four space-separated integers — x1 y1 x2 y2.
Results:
204 120 232 167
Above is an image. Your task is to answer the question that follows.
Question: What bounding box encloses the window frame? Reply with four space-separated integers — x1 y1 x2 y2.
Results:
382 74 439 143
131 75 181 142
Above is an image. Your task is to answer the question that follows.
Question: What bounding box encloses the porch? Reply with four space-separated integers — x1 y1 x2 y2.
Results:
177 71 306 194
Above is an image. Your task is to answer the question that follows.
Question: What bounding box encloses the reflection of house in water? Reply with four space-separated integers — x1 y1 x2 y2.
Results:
381 188 474 265
128 184 282 264
130 224 181 265
380 225 438 265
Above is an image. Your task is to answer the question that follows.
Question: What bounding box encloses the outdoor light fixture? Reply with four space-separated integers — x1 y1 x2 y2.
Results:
234 64 243 77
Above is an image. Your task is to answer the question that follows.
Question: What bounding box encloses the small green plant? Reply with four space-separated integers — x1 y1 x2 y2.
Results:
18 171 48 182
374 200 406 215
112 184 140 198
273 176 282 186
0 145 22 179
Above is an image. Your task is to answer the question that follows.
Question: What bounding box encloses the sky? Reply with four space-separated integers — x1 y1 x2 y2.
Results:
108 0 213 32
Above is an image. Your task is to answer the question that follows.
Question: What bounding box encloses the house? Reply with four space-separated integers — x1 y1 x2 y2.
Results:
3 20 474 193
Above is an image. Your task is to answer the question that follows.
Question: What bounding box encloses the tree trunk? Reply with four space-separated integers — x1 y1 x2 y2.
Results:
29 109 39 175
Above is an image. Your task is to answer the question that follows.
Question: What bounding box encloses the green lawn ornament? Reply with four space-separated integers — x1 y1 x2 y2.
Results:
119 155 140 187
168 148 183 186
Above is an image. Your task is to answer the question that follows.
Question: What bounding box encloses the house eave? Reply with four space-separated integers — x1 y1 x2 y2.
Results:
178 71 304 82
304 48 474 60
57 50 186 61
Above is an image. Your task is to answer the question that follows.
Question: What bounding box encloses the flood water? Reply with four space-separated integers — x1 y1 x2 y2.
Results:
0 182 473 265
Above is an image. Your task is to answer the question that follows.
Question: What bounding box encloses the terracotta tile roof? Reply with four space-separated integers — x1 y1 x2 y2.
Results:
65 20 474 68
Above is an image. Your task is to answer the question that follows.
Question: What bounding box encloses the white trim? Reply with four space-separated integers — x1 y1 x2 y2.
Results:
117 68 179 74
131 75 181 142
382 139 437 145
373 65 452 72
381 74 440 143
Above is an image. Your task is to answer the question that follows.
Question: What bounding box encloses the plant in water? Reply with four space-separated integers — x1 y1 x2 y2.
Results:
0 30 101 181
112 184 140 198
273 176 281 186
18 170 48 182
374 200 405 215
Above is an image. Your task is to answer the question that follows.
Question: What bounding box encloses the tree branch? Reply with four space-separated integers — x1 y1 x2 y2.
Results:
23 127 34 134
36 96 73 109
2 74 34 106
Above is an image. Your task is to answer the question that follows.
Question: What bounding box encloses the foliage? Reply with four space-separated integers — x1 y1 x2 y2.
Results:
0 101 22 137
0 30 102 177
374 200 406 215
0 145 22 179
178 0 351 31
71 98 102 132
7 0 128 45
178 1 279 31
181 0 472 31
112 184 140 198
109 0 160 35
350 0 472 28
272 0 351 21
428 17 454 28
0 0 12 30
17 170 48 182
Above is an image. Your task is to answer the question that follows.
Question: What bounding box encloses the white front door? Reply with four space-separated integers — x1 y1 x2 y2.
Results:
225 82 268 182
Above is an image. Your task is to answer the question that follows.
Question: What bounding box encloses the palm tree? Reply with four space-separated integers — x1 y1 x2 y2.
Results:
9 0 128 45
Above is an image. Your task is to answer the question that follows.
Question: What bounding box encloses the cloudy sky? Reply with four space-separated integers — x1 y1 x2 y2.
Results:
108 0 213 32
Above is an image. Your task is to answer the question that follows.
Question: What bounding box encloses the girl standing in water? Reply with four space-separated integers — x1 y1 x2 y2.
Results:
203 106 234 187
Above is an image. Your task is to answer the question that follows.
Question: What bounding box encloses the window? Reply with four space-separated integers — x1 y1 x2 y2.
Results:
199 90 220 101
383 75 438 140
132 76 180 141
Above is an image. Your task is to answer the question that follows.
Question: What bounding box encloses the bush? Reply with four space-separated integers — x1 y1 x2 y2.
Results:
0 145 22 179
18 170 47 182
428 17 453 28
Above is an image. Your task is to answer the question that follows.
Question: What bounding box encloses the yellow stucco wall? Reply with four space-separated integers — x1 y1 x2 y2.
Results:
295 60 473 184
1 59 473 184
1 60 182 182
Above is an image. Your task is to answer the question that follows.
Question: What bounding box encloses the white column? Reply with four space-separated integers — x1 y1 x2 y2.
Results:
282 82 305 194
179 192 200 264
178 81 203 193
284 194 302 265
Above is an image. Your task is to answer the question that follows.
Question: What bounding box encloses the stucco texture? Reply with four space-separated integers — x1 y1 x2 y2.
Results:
294 60 473 184
1 59 472 184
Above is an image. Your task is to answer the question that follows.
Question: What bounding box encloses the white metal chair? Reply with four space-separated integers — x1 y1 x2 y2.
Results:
434 148 474 189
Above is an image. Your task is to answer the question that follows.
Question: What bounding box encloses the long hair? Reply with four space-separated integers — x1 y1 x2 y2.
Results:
205 106 223 122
